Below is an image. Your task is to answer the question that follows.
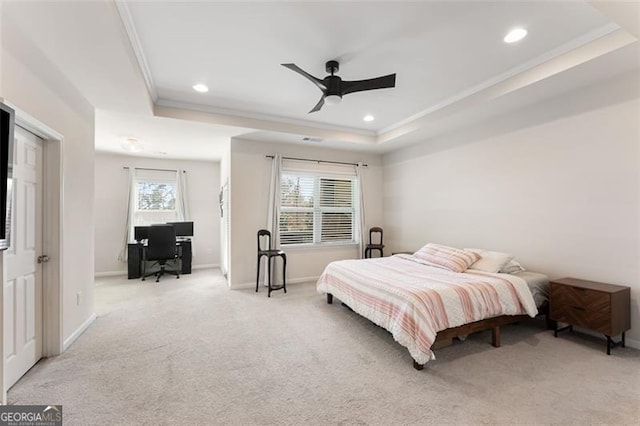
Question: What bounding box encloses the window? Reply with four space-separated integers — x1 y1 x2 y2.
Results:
280 172 357 246
133 170 181 227
136 181 176 211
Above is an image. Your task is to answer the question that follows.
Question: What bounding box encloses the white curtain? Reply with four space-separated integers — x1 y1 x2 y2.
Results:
267 154 282 247
263 154 282 285
175 169 194 256
176 169 190 221
355 162 367 259
117 168 137 262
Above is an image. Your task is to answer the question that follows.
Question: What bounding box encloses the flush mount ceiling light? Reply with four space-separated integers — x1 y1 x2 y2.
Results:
504 28 527 43
121 137 143 153
363 114 375 122
192 83 209 93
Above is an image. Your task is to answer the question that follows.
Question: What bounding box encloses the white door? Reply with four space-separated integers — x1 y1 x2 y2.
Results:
3 126 43 389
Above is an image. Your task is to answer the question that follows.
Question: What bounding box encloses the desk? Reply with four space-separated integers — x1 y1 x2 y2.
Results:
127 239 192 279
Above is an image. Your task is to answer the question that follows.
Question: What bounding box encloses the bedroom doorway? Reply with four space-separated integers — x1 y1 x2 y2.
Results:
220 181 229 280
1 106 63 404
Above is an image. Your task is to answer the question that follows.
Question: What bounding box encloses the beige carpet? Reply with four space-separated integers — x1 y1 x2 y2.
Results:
8 269 640 425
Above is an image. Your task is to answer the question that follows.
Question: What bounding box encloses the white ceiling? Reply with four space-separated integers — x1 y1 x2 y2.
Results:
3 1 639 160
95 110 250 161
124 0 614 131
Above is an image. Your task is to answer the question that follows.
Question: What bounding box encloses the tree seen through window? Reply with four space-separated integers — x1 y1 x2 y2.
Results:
279 173 355 245
137 181 176 211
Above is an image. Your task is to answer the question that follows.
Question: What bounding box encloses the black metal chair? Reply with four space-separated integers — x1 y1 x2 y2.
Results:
364 226 384 258
256 229 287 297
142 224 180 283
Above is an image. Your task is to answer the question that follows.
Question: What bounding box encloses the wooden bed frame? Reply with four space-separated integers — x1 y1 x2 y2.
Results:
326 293 543 370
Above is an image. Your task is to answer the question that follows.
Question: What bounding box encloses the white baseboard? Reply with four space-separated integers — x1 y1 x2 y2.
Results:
95 264 219 278
94 270 127 278
231 276 319 290
289 275 319 285
63 313 97 352
625 337 640 350
192 263 219 270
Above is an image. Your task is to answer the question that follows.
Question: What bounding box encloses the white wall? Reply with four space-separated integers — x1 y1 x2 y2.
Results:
228 138 384 288
94 152 220 274
383 73 640 344
2 15 96 344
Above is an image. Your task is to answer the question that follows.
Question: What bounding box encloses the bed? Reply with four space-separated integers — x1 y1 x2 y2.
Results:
316 249 549 370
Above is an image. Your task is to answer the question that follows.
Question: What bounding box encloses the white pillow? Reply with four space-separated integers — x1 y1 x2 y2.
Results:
500 259 525 274
466 248 514 273
413 243 480 273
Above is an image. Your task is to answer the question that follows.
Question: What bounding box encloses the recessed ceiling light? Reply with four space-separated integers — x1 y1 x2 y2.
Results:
192 83 209 93
504 28 527 44
363 115 375 122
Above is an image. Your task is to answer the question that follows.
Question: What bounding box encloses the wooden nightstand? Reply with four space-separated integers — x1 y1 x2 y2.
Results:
550 277 630 354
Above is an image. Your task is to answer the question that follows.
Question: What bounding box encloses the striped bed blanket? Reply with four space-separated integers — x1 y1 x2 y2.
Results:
316 254 538 364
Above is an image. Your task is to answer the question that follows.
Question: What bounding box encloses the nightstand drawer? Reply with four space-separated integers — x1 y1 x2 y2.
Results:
550 284 610 313
551 306 611 334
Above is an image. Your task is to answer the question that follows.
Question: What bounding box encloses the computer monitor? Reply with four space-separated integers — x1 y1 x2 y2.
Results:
167 221 194 237
134 226 149 241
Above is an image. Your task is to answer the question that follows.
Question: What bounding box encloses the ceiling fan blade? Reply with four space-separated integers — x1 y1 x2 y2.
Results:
309 95 325 113
341 73 396 95
281 63 327 91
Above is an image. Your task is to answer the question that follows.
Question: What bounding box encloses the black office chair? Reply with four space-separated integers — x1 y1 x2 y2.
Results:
364 226 384 258
142 224 180 283
256 229 287 297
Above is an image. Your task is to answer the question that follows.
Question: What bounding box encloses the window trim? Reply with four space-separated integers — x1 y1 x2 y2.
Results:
279 171 358 247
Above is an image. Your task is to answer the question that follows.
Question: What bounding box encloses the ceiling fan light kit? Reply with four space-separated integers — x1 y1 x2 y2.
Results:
324 94 342 105
282 60 396 113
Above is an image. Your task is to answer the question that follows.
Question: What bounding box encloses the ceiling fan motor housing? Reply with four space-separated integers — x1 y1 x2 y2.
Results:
324 75 343 98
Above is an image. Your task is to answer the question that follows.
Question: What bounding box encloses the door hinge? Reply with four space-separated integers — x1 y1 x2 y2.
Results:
37 255 50 264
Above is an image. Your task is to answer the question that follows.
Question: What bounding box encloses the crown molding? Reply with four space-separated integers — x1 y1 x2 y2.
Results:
154 100 377 146
155 99 376 138
114 0 158 102
377 23 634 145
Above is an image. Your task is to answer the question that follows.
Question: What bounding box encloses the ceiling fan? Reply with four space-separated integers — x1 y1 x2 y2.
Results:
281 60 396 113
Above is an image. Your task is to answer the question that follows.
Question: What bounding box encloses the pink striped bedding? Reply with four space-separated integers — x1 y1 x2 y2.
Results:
316 254 538 364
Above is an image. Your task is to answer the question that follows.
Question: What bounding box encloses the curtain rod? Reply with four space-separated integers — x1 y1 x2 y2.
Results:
265 155 367 167
123 167 186 173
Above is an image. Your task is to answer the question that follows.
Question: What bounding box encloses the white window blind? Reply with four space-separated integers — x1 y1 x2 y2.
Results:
279 165 357 246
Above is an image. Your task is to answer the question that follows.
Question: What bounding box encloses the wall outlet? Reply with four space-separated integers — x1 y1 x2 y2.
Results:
76 292 81 306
